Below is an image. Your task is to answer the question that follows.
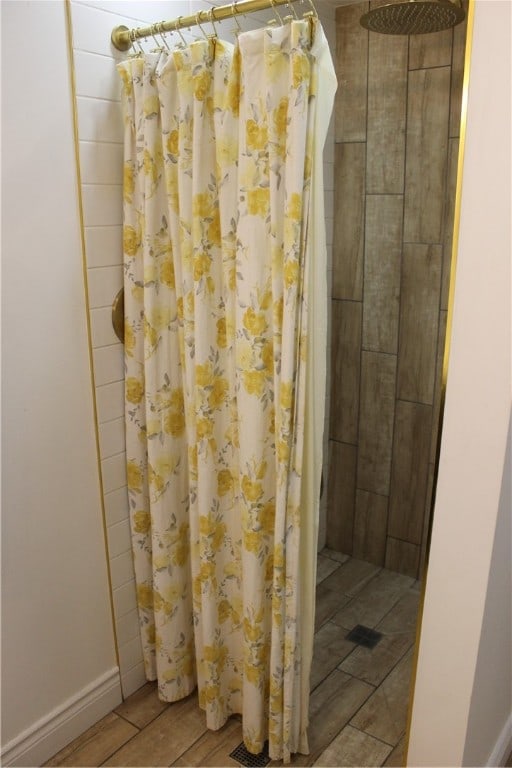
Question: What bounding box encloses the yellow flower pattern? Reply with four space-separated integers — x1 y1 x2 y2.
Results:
118 20 317 763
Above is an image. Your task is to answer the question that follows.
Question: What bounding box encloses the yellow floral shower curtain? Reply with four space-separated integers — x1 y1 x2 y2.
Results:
118 19 332 762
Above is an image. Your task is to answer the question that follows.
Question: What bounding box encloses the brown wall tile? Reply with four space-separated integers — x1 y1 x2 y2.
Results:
333 143 366 301
450 0 469 137
441 138 460 310
367 33 407 193
363 195 403 354
419 462 435 579
388 400 432 545
329 4 468 573
397 244 442 404
357 352 396 496
330 300 362 444
404 67 451 243
353 489 388 566
385 538 420 579
430 310 448 463
327 441 357 554
409 28 452 70
335 3 369 142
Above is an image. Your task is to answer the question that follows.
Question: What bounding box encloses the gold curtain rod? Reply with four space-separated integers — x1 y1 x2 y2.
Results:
111 0 308 51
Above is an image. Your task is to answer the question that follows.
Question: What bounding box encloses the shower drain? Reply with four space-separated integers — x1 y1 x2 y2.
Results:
346 624 383 649
230 741 271 767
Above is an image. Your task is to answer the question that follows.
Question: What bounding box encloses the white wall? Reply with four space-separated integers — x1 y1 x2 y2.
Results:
0 1 120 765
407 1 512 764
463 415 511 766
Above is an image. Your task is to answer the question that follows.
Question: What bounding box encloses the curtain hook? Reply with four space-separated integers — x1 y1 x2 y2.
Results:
270 0 284 25
195 12 209 40
130 28 145 55
174 17 188 45
301 0 318 18
231 1 242 34
287 0 299 19
208 8 219 37
156 22 170 50
149 23 163 51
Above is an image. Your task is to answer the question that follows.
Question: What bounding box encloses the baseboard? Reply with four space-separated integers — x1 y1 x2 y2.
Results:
1 667 122 767
487 712 512 766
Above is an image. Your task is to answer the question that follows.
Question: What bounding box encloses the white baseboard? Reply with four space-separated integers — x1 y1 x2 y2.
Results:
487 711 512 766
1 667 122 767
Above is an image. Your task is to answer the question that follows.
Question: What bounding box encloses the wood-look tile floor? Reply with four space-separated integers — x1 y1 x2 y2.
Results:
46 552 421 768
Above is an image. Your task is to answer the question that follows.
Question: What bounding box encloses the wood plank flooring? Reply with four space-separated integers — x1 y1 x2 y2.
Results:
45 553 420 767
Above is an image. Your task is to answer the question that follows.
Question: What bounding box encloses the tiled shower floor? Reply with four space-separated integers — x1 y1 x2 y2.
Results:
45 551 421 767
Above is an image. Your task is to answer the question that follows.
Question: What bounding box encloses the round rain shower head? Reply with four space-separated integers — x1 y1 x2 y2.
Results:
360 0 465 35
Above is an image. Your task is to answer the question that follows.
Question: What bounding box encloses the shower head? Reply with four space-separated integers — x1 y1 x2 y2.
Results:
360 0 465 35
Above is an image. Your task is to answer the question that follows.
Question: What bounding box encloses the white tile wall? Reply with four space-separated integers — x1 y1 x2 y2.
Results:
70 0 336 697
85 226 123 268
96 380 124 423
116 608 140 647
101 452 127 493
80 142 124 185
110 548 137 589
93 344 124 386
99 417 126 459
113 578 138 619
104 486 130 526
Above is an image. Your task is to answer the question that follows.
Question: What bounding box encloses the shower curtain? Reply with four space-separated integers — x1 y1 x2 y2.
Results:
119 18 335 762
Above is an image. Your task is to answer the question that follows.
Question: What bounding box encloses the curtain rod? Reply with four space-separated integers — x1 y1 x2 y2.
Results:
111 0 309 51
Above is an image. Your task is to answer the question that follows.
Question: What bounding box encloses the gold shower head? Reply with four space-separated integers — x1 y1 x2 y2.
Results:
360 0 465 35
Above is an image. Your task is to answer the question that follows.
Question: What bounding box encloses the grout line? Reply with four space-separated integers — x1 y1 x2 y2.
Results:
365 191 404 197
113 709 143 731
99 414 125 426
82 182 122 188
85 224 122 230
82 181 123 188
402 240 443 246
329 437 358 448
348 723 396 749
88 264 123 271
77 94 121 104
333 139 367 145
408 63 452 73
330 297 363 305
80 138 123 147
360 344 398 355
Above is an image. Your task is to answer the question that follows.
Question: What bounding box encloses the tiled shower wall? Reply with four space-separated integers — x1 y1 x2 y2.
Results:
69 0 335 698
327 1 468 579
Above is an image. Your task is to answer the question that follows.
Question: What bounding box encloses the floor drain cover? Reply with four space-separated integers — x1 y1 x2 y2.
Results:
229 741 271 767
346 624 383 649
